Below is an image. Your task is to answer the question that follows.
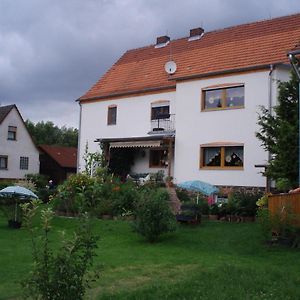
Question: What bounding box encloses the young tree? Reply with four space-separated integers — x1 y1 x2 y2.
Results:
256 71 299 188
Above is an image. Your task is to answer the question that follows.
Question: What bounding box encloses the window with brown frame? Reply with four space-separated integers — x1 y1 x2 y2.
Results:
7 126 17 140
107 106 117 125
149 149 168 168
200 145 244 169
0 156 8 170
202 85 244 111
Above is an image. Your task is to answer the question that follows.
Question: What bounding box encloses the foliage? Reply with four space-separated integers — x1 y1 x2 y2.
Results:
14 179 37 194
25 120 78 147
83 142 106 176
133 189 176 242
256 71 299 188
51 173 95 215
176 188 192 203
21 200 99 299
275 178 292 192
209 204 219 215
25 173 55 203
256 194 268 208
111 180 139 216
0 181 11 190
257 207 300 248
227 189 263 217
51 172 139 218
149 171 164 183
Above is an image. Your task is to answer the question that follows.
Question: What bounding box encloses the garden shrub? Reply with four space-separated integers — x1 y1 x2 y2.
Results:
25 173 55 203
133 189 176 242
51 172 141 218
228 189 263 217
175 188 191 203
209 204 219 215
21 200 99 299
0 181 11 190
257 207 300 248
51 173 95 215
197 197 210 215
111 181 139 216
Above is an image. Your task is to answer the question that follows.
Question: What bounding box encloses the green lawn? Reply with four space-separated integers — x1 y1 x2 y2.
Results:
0 213 299 300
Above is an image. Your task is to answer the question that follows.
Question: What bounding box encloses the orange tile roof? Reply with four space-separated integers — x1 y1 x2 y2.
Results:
39 145 77 168
80 13 300 102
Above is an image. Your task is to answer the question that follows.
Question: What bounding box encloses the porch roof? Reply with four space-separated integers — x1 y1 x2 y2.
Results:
95 135 175 148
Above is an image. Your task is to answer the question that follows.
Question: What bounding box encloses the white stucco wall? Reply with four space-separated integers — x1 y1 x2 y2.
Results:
79 67 291 187
0 107 40 179
78 91 176 172
174 70 286 187
131 148 173 176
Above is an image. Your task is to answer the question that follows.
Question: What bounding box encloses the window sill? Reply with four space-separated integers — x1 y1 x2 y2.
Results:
200 166 244 170
107 123 116 126
201 106 244 112
0 168 8 170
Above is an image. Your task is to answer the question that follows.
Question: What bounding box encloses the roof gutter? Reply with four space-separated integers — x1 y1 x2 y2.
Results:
169 63 283 82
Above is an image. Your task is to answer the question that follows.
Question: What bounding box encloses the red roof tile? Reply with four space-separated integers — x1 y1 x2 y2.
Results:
39 145 77 168
80 13 300 102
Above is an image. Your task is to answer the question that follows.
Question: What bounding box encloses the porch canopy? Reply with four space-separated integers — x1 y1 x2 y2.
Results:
95 134 175 149
95 135 175 177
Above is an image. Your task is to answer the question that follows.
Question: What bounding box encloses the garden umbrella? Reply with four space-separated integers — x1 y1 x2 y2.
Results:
0 186 38 199
0 186 38 223
177 180 219 196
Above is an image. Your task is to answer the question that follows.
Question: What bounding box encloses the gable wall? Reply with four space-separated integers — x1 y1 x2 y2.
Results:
0 108 39 179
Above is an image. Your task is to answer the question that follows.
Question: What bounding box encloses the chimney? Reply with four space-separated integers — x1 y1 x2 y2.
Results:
188 27 204 41
156 35 170 45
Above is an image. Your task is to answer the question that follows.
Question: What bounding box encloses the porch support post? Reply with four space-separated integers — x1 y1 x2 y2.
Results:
167 138 173 177
103 142 110 167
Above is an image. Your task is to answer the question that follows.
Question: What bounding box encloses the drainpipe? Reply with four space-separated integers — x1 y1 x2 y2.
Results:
288 51 300 186
266 64 274 192
77 101 82 173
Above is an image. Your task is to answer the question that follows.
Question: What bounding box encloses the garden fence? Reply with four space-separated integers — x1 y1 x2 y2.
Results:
268 193 300 226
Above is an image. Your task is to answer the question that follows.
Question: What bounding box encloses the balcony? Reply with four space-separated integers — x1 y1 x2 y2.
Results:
150 114 175 134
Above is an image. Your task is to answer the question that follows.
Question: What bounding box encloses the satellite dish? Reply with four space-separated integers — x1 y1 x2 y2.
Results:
164 60 177 75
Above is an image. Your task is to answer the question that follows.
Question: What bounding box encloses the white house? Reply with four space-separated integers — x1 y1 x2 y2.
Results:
0 105 40 180
77 13 300 189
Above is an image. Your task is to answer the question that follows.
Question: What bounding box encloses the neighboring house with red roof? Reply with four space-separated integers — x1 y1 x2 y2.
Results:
77 13 300 188
0 104 39 180
39 145 77 184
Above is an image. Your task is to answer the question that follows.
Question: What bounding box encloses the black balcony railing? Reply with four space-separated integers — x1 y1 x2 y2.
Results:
151 114 175 132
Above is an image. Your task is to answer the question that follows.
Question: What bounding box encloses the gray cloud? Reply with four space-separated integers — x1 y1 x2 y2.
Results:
0 0 300 127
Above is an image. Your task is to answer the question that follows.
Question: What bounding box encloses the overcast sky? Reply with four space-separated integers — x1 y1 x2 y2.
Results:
1 0 300 128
